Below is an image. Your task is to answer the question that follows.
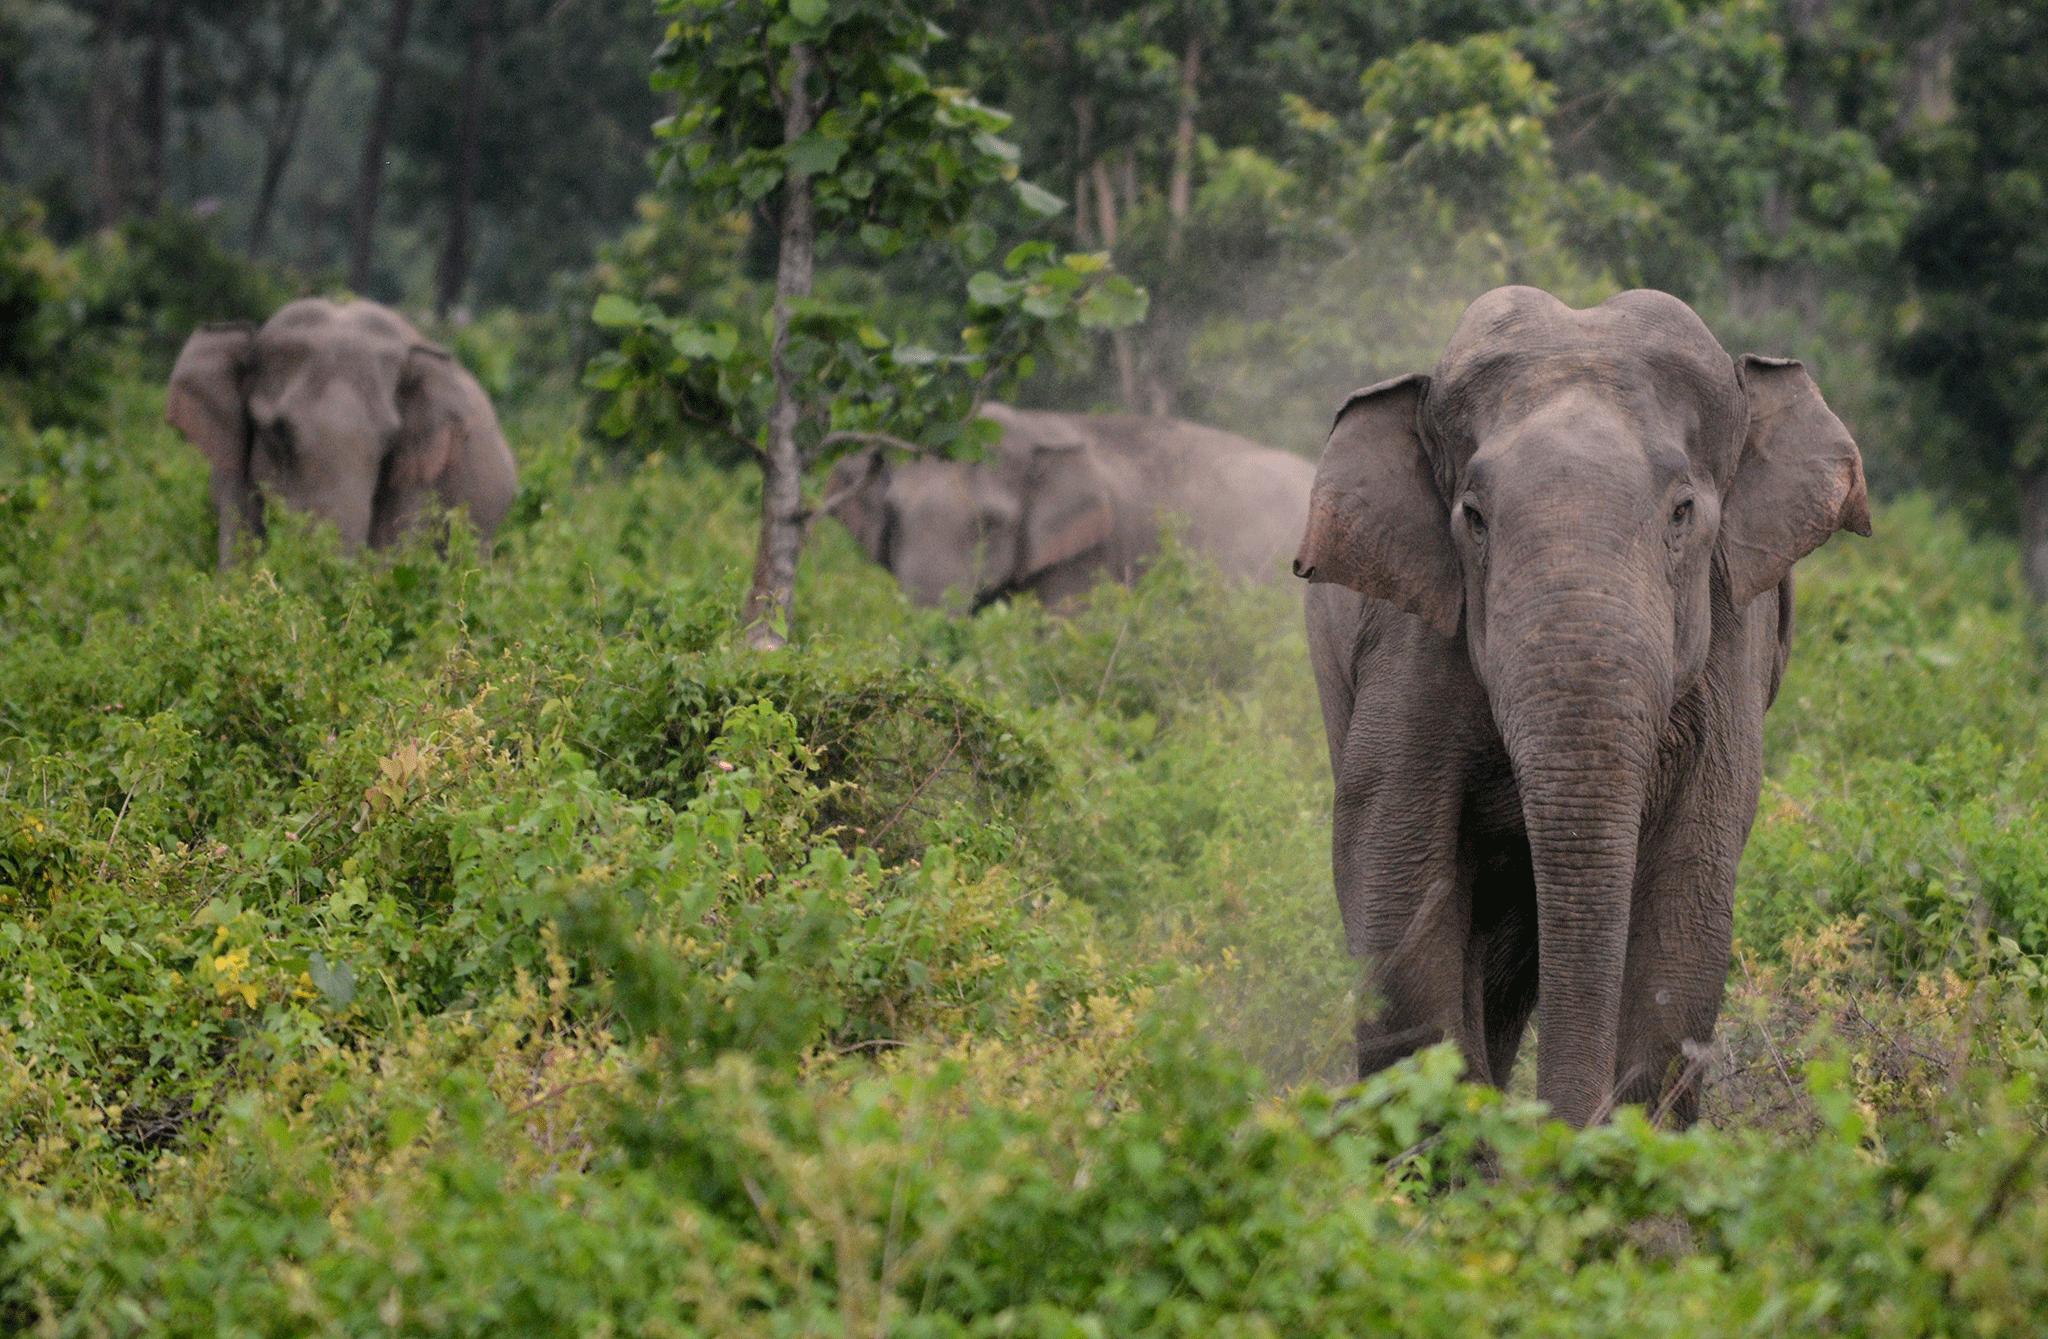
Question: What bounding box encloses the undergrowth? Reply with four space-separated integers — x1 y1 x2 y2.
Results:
2 382 2048 1333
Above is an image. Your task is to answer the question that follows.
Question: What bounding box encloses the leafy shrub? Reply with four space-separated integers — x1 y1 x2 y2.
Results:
0 191 109 431
71 208 300 374
5 372 2048 1335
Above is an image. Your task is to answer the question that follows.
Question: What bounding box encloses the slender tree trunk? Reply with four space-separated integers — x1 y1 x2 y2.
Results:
90 5 125 229
350 0 416 293
1089 157 1118 248
742 41 817 650
247 63 313 257
139 0 173 210
437 0 492 319
1166 33 1200 259
1131 33 1204 418
1071 94 1095 248
1086 156 1140 409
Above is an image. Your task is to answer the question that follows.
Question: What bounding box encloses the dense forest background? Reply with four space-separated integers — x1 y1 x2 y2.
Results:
5 0 2043 548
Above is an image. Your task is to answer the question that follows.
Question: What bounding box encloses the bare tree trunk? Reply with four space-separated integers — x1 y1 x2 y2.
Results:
1070 94 1094 248
349 0 416 292
437 0 491 319
90 4 125 229
1089 157 1141 410
743 41 817 650
1166 33 1200 259
1089 158 1118 248
246 64 313 257
139 0 173 210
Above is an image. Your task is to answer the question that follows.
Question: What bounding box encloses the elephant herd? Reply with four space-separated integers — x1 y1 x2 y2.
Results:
167 286 1869 1129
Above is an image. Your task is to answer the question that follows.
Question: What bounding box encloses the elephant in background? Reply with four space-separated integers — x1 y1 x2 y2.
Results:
167 298 518 567
824 403 1317 610
1295 286 1868 1128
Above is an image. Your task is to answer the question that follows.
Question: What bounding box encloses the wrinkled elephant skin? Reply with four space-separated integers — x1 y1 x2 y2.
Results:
166 298 518 567
824 404 1317 611
1297 286 1870 1128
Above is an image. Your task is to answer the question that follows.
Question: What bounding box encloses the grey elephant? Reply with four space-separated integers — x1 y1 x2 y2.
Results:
166 298 518 567
1295 286 1869 1128
824 403 1316 609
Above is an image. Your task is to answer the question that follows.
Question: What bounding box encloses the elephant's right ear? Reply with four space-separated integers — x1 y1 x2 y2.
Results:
823 447 891 563
166 323 256 472
1292 374 1462 638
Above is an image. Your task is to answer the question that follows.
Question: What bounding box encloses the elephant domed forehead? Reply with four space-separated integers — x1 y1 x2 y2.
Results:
1427 286 1746 482
1465 391 1689 502
247 320 408 435
889 460 1013 521
263 296 423 345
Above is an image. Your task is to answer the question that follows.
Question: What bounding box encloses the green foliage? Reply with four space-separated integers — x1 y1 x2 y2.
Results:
0 190 108 432
654 0 1042 253
3 366 2048 1333
1892 0 2048 496
71 208 301 374
589 240 1143 460
590 0 1147 467
1358 33 1556 229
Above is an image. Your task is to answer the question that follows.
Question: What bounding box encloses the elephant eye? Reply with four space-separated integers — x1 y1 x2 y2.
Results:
1671 498 1694 527
1462 502 1487 537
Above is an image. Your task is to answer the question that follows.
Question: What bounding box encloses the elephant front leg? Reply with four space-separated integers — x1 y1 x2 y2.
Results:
210 466 264 568
1336 789 1483 1081
1612 743 1756 1127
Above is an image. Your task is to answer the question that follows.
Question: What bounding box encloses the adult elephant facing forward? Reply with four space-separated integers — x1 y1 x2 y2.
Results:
1296 286 1868 1128
825 403 1316 610
167 298 517 567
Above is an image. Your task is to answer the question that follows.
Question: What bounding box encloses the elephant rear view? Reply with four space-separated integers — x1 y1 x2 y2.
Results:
826 403 1316 610
166 298 518 567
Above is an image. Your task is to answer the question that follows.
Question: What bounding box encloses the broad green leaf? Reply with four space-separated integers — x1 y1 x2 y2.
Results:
785 133 848 178
787 0 827 25
591 294 647 329
672 322 739 362
1077 276 1150 330
1004 240 1056 271
1020 291 1069 319
1013 179 1066 217
972 132 1020 165
966 272 1013 307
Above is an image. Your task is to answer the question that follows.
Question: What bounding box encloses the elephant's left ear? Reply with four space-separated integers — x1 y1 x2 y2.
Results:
396 343 486 490
1719 355 1872 607
166 323 256 472
1019 442 1114 578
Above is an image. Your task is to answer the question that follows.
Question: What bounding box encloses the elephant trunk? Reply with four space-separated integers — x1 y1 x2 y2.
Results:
1488 575 1669 1128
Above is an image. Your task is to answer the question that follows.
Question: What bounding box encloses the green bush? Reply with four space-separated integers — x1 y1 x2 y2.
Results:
0 192 109 432
72 209 301 375
4 373 2048 1334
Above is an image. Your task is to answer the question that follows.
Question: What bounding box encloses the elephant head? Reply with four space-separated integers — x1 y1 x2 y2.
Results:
1294 286 1868 1126
823 408 1114 609
166 297 514 567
